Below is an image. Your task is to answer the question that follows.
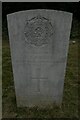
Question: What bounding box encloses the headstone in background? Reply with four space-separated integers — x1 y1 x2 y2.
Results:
7 9 72 107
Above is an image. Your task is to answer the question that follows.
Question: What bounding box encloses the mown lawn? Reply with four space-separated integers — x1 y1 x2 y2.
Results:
2 37 79 118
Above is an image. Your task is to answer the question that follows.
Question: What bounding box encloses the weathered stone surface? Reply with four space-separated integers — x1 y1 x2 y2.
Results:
24 15 53 46
7 9 72 107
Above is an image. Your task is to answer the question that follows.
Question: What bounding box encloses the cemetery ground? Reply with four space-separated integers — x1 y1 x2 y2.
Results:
2 36 79 118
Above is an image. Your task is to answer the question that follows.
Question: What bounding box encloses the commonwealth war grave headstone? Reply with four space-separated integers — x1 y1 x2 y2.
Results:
7 9 72 107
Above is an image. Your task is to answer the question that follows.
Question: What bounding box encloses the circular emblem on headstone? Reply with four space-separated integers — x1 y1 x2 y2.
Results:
24 15 53 46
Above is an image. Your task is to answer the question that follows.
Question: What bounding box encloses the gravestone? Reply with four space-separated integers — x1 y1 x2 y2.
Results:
7 9 72 107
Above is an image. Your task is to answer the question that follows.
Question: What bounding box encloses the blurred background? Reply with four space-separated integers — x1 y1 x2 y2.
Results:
2 2 80 40
2 2 80 119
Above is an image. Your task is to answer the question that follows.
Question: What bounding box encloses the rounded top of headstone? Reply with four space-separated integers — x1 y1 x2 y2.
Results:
24 15 53 47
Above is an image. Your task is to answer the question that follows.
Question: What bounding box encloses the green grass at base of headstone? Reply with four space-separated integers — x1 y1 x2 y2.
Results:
2 38 79 118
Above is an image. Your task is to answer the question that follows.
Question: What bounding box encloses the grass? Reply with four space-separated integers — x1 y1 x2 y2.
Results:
0 40 2 119
2 37 79 118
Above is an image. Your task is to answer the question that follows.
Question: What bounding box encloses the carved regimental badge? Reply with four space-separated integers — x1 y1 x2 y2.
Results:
24 15 53 46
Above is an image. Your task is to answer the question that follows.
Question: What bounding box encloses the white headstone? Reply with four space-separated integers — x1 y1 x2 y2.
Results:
7 9 72 107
